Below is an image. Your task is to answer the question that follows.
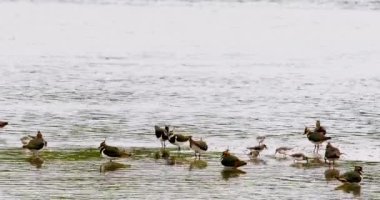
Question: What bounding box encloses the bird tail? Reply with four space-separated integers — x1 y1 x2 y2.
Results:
236 161 247 167
325 137 332 140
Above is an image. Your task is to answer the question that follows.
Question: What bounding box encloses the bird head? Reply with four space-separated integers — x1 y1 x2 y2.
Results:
354 166 363 174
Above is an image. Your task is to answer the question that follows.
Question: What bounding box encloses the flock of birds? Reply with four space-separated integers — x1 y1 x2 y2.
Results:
0 119 363 185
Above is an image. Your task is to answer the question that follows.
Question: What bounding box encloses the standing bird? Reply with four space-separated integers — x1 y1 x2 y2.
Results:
324 142 343 166
247 144 267 152
168 133 191 152
290 153 309 163
304 127 331 153
22 131 47 156
98 140 132 162
275 147 293 157
314 120 327 135
221 149 247 169
154 125 171 149
0 121 8 128
256 136 266 145
337 166 363 184
189 136 208 160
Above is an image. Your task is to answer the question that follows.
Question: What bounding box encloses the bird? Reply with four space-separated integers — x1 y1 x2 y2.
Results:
336 166 363 184
0 121 8 128
324 142 343 166
154 125 171 149
221 149 247 169
256 136 266 145
275 147 293 157
247 144 267 153
20 135 36 145
290 153 309 163
168 133 191 152
248 150 260 159
189 136 208 160
304 127 331 153
98 140 132 162
22 131 47 156
314 120 327 135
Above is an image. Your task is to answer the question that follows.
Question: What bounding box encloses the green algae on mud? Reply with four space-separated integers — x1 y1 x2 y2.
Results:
0 147 222 162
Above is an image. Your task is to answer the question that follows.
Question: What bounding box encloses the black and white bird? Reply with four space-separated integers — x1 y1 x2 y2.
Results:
247 144 267 153
98 140 132 162
154 125 171 149
168 133 191 152
304 127 331 153
189 136 208 160
337 166 363 184
22 131 47 156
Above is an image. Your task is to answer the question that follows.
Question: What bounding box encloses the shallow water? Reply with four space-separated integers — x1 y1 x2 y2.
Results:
0 0 379 199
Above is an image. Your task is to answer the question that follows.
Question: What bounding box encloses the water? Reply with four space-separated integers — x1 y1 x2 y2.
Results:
0 0 379 199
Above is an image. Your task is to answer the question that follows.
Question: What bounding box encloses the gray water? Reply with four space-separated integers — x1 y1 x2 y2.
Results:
0 0 379 199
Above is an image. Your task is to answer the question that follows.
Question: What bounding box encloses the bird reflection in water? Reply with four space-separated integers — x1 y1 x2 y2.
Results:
26 156 44 168
100 161 129 173
324 168 340 181
189 159 207 171
221 168 246 180
335 183 361 197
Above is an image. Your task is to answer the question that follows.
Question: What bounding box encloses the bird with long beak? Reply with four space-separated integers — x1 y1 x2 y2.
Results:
0 121 8 128
221 149 247 169
98 139 132 162
290 153 309 163
304 127 331 153
324 142 343 166
189 136 208 160
22 131 47 157
275 147 293 157
337 166 363 183
247 144 268 153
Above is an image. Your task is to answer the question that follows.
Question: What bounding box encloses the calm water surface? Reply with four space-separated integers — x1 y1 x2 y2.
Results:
0 0 379 199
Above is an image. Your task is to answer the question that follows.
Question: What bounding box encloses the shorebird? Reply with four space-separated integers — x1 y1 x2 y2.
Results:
275 147 293 157
256 136 266 145
22 131 47 156
337 166 363 184
324 142 343 166
314 120 326 135
248 150 260 159
154 125 171 149
168 133 191 152
304 127 331 153
189 136 208 160
221 149 247 169
0 121 8 128
290 153 309 163
98 140 132 162
247 144 267 152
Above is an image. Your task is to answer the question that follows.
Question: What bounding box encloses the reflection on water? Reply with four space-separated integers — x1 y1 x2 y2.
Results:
189 160 207 170
249 158 267 165
221 169 246 180
324 168 340 181
26 156 44 169
100 161 129 173
335 183 361 197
